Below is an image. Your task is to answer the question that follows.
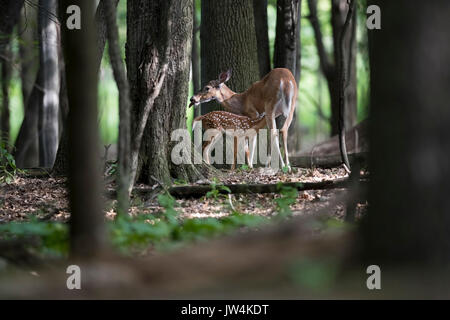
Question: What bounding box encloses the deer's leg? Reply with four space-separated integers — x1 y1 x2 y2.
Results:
280 95 296 172
244 137 250 167
249 135 257 168
264 114 273 167
204 135 218 165
270 115 286 170
232 136 237 170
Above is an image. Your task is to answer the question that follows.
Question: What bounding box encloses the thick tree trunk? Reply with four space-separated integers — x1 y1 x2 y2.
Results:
361 0 450 264
200 0 259 114
37 0 60 168
253 0 271 78
60 0 106 259
127 0 213 185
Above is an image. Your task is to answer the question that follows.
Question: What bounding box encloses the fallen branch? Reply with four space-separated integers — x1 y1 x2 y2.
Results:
167 177 368 198
290 152 367 168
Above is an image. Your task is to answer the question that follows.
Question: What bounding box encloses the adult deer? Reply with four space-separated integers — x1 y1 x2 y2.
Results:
192 111 266 169
189 68 297 170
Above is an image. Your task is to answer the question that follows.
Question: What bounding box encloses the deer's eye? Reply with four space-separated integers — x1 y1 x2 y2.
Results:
204 87 210 92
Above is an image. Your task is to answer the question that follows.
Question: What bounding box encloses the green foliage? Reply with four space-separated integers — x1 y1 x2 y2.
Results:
274 183 299 218
238 164 250 172
205 178 231 200
0 140 23 184
0 219 68 257
288 257 340 292
157 193 179 225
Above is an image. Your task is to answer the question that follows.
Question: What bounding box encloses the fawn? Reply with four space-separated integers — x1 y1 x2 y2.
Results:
192 111 266 169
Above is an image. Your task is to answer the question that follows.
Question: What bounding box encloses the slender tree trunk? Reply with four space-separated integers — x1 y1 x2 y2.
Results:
37 0 60 168
361 0 450 264
0 41 12 145
331 0 356 131
307 0 356 136
53 0 119 175
253 0 271 78
200 0 259 114
336 0 354 171
105 0 131 215
60 0 106 259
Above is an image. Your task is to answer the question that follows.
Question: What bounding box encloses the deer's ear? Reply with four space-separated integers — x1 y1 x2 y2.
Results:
218 69 231 83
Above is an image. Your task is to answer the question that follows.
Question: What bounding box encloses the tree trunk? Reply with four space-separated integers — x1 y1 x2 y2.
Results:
331 0 356 131
0 41 12 145
0 0 24 58
200 0 259 114
37 0 60 168
60 0 106 259
19 0 38 108
14 72 40 168
361 0 450 264
127 0 212 185
53 0 119 175
307 0 357 136
105 0 131 215
274 0 303 153
191 0 201 118
274 0 300 75
253 0 271 78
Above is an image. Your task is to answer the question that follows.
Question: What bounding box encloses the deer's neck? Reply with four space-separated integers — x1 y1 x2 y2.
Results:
218 86 247 115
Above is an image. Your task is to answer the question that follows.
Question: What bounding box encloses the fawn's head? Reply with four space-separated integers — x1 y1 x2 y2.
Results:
189 70 232 108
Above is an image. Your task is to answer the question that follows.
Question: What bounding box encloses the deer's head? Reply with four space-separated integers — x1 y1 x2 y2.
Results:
189 70 232 108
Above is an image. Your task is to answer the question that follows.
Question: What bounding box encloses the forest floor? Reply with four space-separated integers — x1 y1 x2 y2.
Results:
0 167 367 224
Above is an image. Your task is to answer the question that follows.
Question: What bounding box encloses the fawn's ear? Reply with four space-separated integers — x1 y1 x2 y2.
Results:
218 69 232 84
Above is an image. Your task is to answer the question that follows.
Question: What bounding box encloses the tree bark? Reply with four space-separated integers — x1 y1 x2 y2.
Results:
361 0 450 264
19 0 39 109
274 0 300 75
200 0 260 114
37 0 60 168
0 0 24 58
0 41 12 145
104 0 131 215
337 0 355 171
53 0 119 175
307 0 357 136
60 0 106 259
127 0 214 185
253 0 271 78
